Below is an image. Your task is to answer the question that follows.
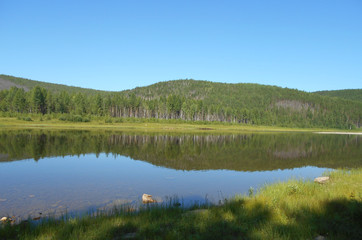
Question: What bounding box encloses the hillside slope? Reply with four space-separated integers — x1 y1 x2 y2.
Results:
0 74 105 94
123 79 321 112
314 89 362 102
0 75 361 129
120 79 361 128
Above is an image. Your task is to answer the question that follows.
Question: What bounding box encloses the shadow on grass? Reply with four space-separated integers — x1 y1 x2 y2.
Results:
91 200 272 240
101 198 361 240
1 198 361 239
272 198 362 240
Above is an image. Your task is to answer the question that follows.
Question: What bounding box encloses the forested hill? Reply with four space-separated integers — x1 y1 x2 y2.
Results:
0 74 105 94
314 89 362 103
122 79 323 112
0 75 361 129
120 79 361 128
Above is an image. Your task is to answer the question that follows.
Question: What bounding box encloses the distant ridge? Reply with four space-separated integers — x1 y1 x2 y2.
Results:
314 89 362 103
0 74 106 94
2 74 361 101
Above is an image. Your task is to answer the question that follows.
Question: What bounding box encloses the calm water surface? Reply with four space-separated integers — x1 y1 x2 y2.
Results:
0 130 360 218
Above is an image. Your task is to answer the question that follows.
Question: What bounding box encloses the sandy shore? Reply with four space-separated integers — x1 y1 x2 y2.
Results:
315 132 362 135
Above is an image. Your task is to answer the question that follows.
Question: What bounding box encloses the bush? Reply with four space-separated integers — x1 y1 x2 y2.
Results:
82 117 90 122
23 117 32 121
59 115 67 121
114 118 123 123
105 118 113 123
58 114 91 122
72 115 83 122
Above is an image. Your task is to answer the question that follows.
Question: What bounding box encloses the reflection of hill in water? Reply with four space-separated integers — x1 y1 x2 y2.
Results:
0 130 361 171
273 149 313 159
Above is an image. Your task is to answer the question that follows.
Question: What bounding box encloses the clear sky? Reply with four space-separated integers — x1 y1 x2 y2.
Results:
0 0 361 92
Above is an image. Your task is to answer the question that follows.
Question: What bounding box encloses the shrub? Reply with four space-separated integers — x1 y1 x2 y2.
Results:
58 114 90 122
72 115 83 122
105 118 113 123
114 118 123 123
59 115 67 121
24 117 32 121
82 117 90 122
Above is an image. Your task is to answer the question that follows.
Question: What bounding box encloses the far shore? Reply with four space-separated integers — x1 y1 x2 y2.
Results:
315 131 362 135
1 117 361 134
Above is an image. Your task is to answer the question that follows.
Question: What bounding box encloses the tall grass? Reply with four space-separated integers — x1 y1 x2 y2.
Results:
1 169 361 239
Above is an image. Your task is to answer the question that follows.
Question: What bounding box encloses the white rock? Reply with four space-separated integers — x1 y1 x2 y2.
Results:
142 194 156 204
314 176 329 184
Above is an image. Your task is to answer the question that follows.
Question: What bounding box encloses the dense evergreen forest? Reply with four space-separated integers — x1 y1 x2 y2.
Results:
314 89 362 103
0 74 361 129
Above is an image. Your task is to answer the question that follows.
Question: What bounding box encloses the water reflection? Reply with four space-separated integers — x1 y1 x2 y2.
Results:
0 130 361 171
0 130 360 218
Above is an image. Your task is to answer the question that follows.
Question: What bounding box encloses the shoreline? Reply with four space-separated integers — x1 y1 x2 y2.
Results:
315 131 362 135
1 117 361 134
1 168 361 239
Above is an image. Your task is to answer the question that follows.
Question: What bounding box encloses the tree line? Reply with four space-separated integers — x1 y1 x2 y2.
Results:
0 83 361 129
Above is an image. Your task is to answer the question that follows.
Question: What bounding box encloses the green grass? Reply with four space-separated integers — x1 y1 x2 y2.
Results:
1 169 361 239
1 116 360 134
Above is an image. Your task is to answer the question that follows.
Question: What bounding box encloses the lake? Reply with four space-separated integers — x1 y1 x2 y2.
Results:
0 130 361 219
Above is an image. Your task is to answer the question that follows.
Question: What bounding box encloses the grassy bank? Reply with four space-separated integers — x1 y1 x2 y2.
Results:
1 116 359 134
1 169 361 239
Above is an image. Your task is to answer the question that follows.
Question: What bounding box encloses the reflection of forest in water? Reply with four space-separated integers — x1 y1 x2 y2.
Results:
0 130 360 171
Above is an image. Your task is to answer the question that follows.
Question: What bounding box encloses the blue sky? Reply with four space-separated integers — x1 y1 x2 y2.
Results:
0 0 361 92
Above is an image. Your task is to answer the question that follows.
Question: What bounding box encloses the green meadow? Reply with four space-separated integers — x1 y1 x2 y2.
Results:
1 116 360 134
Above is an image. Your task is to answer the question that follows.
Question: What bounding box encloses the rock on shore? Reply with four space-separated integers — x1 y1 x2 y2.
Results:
314 176 329 184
